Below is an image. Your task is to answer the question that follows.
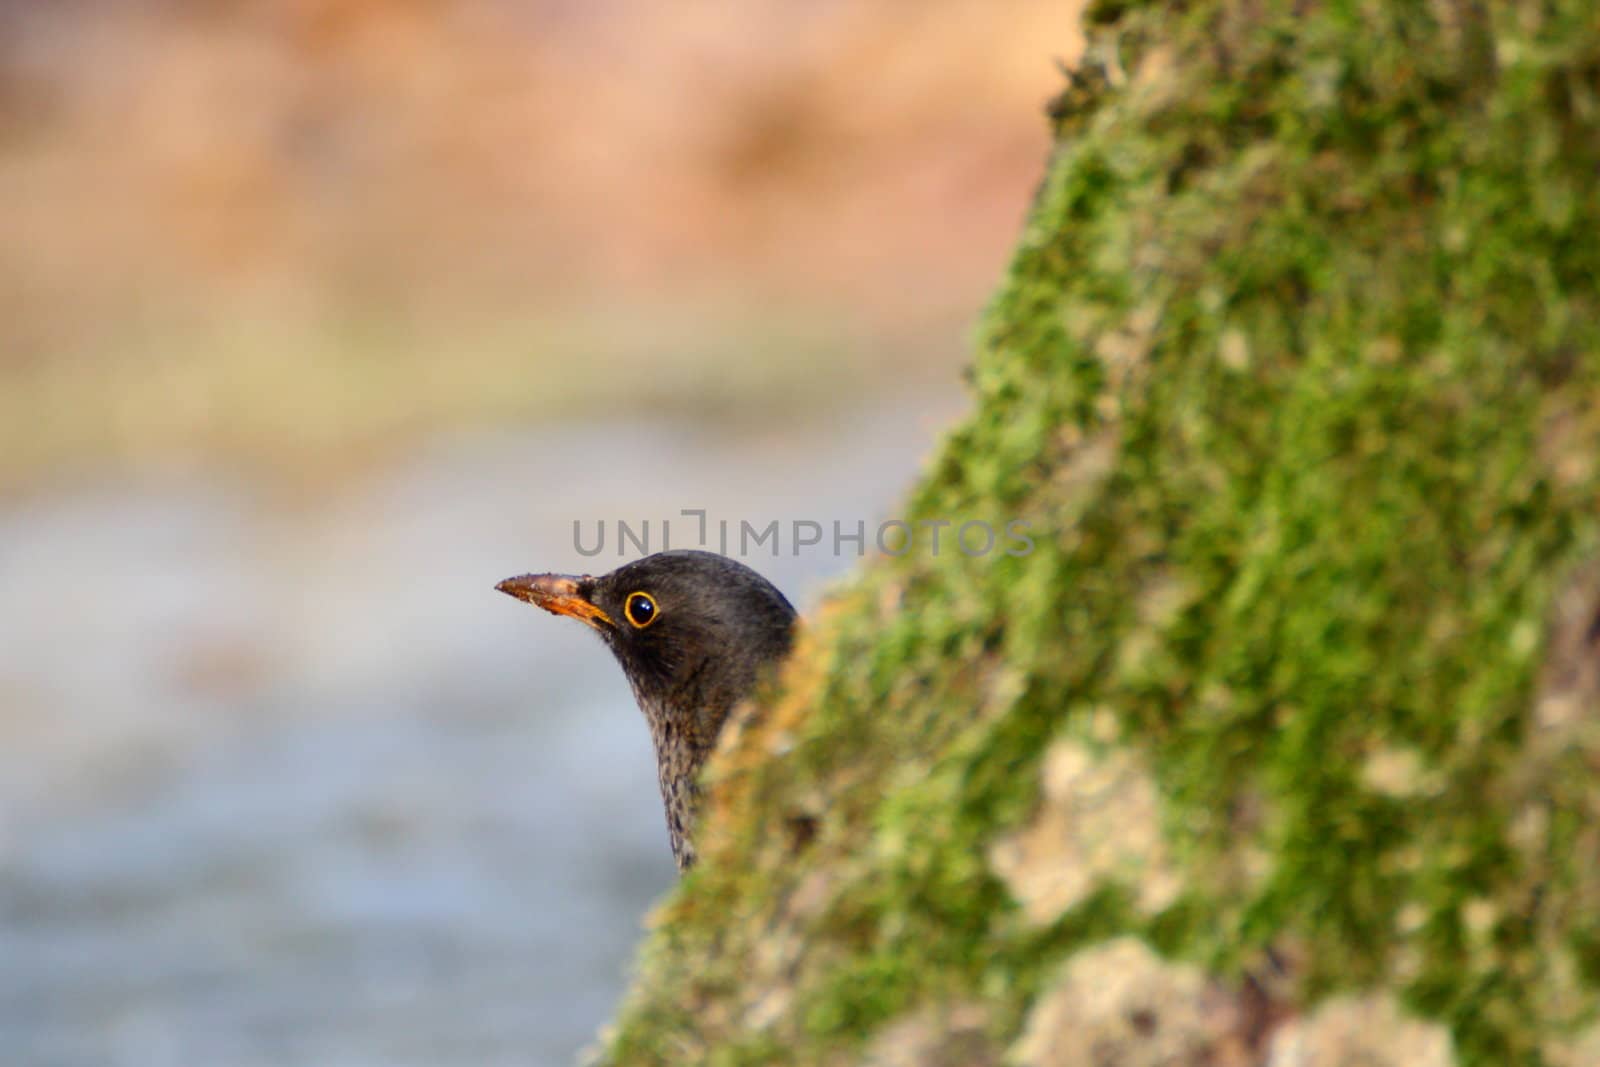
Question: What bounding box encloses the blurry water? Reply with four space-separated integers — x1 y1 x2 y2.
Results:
0 390 963 1067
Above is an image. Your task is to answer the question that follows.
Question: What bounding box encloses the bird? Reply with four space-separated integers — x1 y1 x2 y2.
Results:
495 550 797 871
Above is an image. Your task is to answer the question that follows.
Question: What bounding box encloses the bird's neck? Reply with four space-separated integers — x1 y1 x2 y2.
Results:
634 690 726 872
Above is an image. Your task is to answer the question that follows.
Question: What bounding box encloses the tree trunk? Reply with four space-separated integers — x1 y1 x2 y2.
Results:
599 2 1600 1064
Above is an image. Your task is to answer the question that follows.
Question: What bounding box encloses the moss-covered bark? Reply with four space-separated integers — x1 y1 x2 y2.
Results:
598 2 1600 1064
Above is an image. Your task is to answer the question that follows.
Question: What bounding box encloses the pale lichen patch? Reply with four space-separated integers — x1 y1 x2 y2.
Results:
1219 328 1251 371
859 1001 994 1067
1009 938 1230 1067
990 739 1181 925
1539 398 1600 494
1545 1020 1600 1067
1265 995 1455 1067
740 867 840 1032
1532 560 1600 733
1462 898 1497 942
1050 428 1120 499
1094 303 1162 386
1531 947 1594 1036
1360 745 1436 798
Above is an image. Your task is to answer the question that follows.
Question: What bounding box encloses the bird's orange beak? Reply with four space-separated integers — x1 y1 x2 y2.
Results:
495 573 615 630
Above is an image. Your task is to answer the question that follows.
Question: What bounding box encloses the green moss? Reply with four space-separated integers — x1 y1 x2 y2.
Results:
600 1 1600 1064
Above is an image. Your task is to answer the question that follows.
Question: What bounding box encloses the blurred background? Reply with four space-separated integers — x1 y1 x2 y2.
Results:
0 2 1079 1064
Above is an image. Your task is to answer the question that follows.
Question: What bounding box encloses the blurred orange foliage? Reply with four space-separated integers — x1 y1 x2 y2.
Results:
0 0 1082 478
3 0 1079 333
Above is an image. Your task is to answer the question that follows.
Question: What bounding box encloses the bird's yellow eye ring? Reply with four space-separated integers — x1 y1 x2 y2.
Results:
624 591 659 629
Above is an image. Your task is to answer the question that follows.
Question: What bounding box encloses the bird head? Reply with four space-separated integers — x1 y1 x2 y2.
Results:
495 550 797 741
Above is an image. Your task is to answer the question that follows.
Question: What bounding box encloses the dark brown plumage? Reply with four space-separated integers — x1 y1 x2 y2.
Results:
496 550 796 871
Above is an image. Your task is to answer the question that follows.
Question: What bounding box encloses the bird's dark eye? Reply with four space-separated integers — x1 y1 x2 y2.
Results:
624 591 658 628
